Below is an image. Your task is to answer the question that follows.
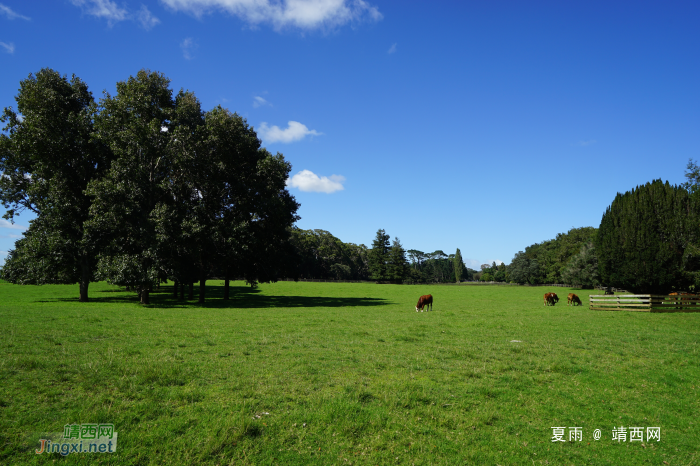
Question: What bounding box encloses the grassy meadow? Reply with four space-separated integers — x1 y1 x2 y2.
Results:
0 280 698 465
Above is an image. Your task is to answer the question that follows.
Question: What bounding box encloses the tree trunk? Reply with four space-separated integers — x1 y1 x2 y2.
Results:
198 264 206 304
140 287 150 305
180 283 185 301
224 269 230 300
188 282 194 300
79 258 90 302
173 280 178 298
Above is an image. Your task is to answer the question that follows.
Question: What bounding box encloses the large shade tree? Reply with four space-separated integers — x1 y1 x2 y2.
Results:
86 70 183 304
0 69 112 301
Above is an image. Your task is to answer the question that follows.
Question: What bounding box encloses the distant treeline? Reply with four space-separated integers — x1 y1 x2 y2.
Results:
288 226 598 286
288 228 475 284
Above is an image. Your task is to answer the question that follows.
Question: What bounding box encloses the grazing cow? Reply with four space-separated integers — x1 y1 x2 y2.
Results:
416 294 433 312
544 292 556 306
567 293 582 306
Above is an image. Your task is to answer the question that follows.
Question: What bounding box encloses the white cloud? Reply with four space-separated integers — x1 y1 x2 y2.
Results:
161 0 382 31
253 95 272 108
463 259 482 270
286 169 345 193
258 120 321 143
181 37 196 59
0 234 22 239
71 0 160 29
0 219 26 231
0 41 14 54
462 259 504 270
0 3 30 20
136 5 160 30
71 0 128 25
387 42 396 54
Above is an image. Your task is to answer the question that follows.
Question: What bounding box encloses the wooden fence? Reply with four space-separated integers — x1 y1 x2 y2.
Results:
589 294 700 312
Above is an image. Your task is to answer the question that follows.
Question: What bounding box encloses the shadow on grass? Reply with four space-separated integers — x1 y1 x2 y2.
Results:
36 285 390 309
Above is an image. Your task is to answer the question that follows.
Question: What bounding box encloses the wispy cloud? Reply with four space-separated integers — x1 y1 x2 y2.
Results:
0 234 22 239
253 95 272 108
71 0 160 29
161 0 382 31
0 3 30 20
286 170 345 193
387 42 396 54
71 0 128 25
0 41 14 54
136 5 160 30
258 121 321 143
180 37 196 59
463 259 482 270
579 139 596 147
0 219 26 231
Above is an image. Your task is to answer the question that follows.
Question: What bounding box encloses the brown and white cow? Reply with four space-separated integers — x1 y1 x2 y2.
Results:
544 293 556 306
551 292 559 304
567 293 582 306
416 294 433 312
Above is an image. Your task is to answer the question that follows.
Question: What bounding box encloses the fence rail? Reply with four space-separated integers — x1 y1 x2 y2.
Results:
589 294 700 312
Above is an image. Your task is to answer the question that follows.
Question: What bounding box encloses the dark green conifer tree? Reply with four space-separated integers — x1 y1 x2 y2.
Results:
596 179 699 293
368 229 390 281
387 237 408 282
454 248 464 283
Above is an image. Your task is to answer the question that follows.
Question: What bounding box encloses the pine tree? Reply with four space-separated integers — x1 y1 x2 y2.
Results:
387 237 408 282
368 229 390 281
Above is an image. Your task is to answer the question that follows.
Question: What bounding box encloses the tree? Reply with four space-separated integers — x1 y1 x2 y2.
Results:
386 237 408 282
368 229 390 281
515 227 598 283
453 248 464 283
86 70 179 304
289 229 367 280
682 160 700 287
596 179 699 293
407 249 426 270
683 159 700 196
561 241 599 287
191 107 299 302
228 149 300 289
0 69 112 301
509 251 539 284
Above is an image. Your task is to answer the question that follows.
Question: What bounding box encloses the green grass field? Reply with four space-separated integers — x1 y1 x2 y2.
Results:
1 280 698 465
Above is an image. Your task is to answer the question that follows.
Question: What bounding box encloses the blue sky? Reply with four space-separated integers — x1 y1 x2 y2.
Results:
1 0 699 269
